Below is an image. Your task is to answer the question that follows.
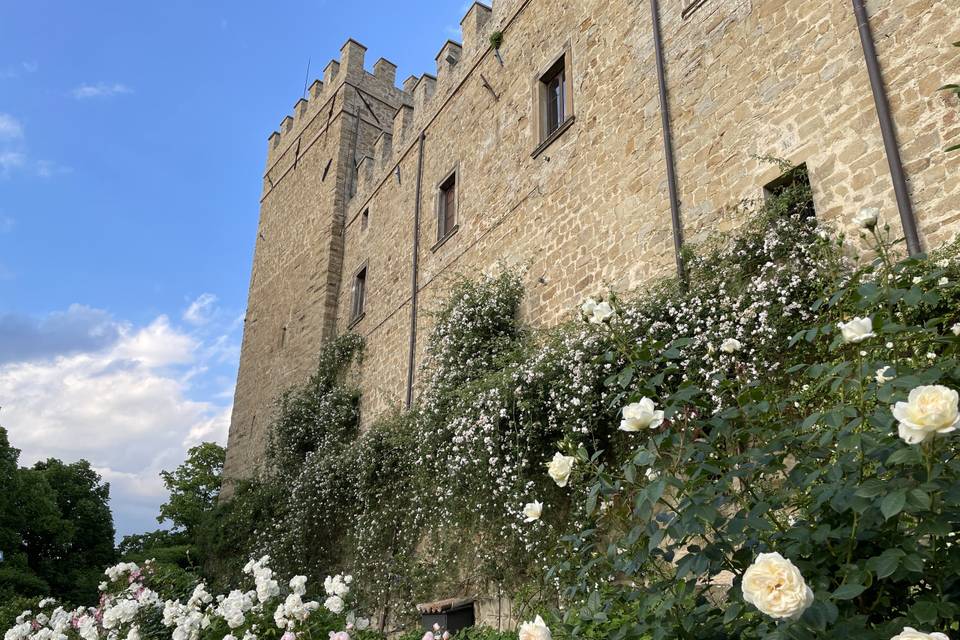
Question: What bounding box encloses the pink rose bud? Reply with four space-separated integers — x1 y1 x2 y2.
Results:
282 632 296 640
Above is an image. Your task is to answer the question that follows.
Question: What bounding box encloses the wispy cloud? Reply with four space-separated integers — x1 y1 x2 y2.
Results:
183 293 219 326
0 216 13 233
72 82 133 100
0 113 23 140
0 61 39 80
36 159 72 178
0 151 25 176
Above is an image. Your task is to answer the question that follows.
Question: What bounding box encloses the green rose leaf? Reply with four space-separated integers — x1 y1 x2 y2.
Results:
833 583 867 600
881 490 907 520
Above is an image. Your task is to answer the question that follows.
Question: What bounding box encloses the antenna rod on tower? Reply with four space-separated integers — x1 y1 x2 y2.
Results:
302 57 311 99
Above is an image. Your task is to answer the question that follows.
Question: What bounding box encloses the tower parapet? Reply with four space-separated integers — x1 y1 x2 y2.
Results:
461 2 493 56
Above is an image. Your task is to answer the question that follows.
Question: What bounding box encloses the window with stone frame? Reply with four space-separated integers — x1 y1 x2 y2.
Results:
533 46 574 156
437 170 457 241
763 163 816 219
350 265 367 322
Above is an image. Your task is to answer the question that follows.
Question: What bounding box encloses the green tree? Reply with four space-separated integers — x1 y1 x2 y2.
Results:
0 427 21 566
31 459 116 603
0 427 53 602
157 442 225 538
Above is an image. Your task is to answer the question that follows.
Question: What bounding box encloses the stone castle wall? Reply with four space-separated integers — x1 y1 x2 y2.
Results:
224 0 960 485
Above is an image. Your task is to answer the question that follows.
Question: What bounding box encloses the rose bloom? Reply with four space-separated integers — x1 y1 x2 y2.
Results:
581 298 614 325
720 338 742 354
892 384 960 444
854 206 879 229
619 398 664 431
741 552 814 620
323 596 344 614
890 628 949 640
547 453 575 488
838 317 875 343
952 323 960 336
518 615 551 640
522 500 543 522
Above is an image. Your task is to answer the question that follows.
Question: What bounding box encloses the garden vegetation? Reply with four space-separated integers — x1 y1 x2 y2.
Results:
5 169 960 640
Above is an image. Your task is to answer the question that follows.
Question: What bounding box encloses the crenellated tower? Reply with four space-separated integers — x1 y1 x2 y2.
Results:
223 38 411 485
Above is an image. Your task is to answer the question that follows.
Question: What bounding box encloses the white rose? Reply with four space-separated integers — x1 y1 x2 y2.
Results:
890 628 950 640
838 317 875 343
939 277 949 286
644 468 659 481
875 367 894 385
891 384 960 445
741 552 814 620
289 576 307 597
619 398 664 431
547 453 575 488
720 338 742 354
323 596 344 614
518 615 551 640
854 206 879 229
590 301 614 324
952 323 960 336
580 298 598 318
522 501 542 522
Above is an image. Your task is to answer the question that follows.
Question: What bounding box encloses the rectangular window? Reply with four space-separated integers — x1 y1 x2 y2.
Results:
351 266 367 321
533 47 574 156
438 171 457 241
543 62 565 136
763 164 815 219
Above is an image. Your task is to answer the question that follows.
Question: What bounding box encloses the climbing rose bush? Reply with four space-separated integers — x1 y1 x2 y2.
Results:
541 216 960 639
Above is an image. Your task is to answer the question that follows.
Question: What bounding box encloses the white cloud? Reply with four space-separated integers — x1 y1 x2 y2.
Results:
0 305 241 538
0 215 13 233
72 82 133 99
0 113 23 140
183 293 219 325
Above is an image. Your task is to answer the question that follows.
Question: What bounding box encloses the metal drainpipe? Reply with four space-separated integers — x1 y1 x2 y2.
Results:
405 131 427 409
851 0 921 255
649 0 686 283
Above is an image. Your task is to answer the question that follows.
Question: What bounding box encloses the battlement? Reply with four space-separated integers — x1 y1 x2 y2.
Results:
265 38 407 167
265 2 497 185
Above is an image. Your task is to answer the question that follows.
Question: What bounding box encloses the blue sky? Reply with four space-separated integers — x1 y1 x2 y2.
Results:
0 1 470 538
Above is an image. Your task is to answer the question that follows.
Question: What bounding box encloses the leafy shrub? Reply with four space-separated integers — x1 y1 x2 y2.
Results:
545 217 960 639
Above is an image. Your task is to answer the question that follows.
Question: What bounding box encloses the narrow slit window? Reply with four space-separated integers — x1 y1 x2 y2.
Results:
351 266 367 321
438 172 457 240
361 208 369 231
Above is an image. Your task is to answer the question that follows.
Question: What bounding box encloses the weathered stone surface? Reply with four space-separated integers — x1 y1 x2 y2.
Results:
223 0 960 489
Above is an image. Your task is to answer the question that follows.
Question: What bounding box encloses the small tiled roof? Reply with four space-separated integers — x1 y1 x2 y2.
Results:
416 597 474 614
